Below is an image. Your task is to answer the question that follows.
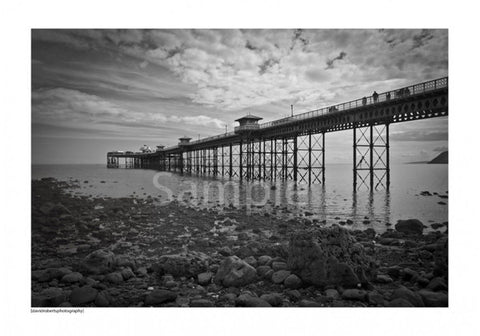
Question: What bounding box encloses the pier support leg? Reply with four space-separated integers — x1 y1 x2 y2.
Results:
353 123 390 191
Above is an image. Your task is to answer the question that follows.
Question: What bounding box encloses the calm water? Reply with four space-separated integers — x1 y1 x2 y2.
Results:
32 164 448 233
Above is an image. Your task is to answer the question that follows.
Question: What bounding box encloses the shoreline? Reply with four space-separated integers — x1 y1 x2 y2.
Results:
31 177 448 307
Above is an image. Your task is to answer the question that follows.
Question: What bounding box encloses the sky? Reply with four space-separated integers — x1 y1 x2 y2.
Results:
31 29 448 164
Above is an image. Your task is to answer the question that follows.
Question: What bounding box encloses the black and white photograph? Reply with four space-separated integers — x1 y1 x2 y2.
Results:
30 28 449 308
2 1 480 335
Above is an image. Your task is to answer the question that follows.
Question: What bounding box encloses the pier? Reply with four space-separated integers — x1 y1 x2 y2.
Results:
107 77 448 190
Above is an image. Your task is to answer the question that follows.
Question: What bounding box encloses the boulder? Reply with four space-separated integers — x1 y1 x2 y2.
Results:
395 219 424 235
81 249 115 275
260 293 283 307
390 286 424 307
105 272 124 284
236 294 271 307
418 290 448 307
214 256 257 287
61 272 83 283
287 227 375 288
145 289 177 306
70 286 98 306
153 251 210 278
426 277 448 292
39 287 67 307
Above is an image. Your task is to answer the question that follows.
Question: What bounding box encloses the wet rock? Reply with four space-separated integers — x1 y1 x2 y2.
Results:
367 291 385 306
33 268 72 282
401 268 419 282
284 274 302 289
272 270 291 284
61 272 83 284
236 294 271 307
136 267 148 277
395 219 424 235
287 227 374 288
190 299 214 307
197 272 213 286
257 255 273 266
426 277 448 292
153 251 210 278
390 286 424 307
260 293 283 307
94 291 110 307
299 299 322 307
121 268 135 280
342 289 367 301
243 256 257 268
256 266 273 279
81 249 116 275
32 295 49 307
418 290 448 307
114 255 137 270
387 298 414 307
285 290 302 301
214 256 257 287
145 289 177 306
70 286 98 306
375 274 393 284
218 246 233 256
272 261 287 271
325 288 340 300
105 272 124 284
39 287 67 307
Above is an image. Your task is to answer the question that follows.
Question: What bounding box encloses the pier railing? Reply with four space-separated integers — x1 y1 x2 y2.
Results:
259 77 448 129
159 77 447 151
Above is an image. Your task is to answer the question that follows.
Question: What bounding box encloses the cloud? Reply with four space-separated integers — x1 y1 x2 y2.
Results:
32 88 225 136
32 29 448 115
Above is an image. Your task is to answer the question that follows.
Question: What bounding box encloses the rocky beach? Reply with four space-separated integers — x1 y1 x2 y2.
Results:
31 178 448 308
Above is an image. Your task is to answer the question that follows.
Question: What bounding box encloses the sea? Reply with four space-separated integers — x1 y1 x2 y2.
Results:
32 163 448 233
